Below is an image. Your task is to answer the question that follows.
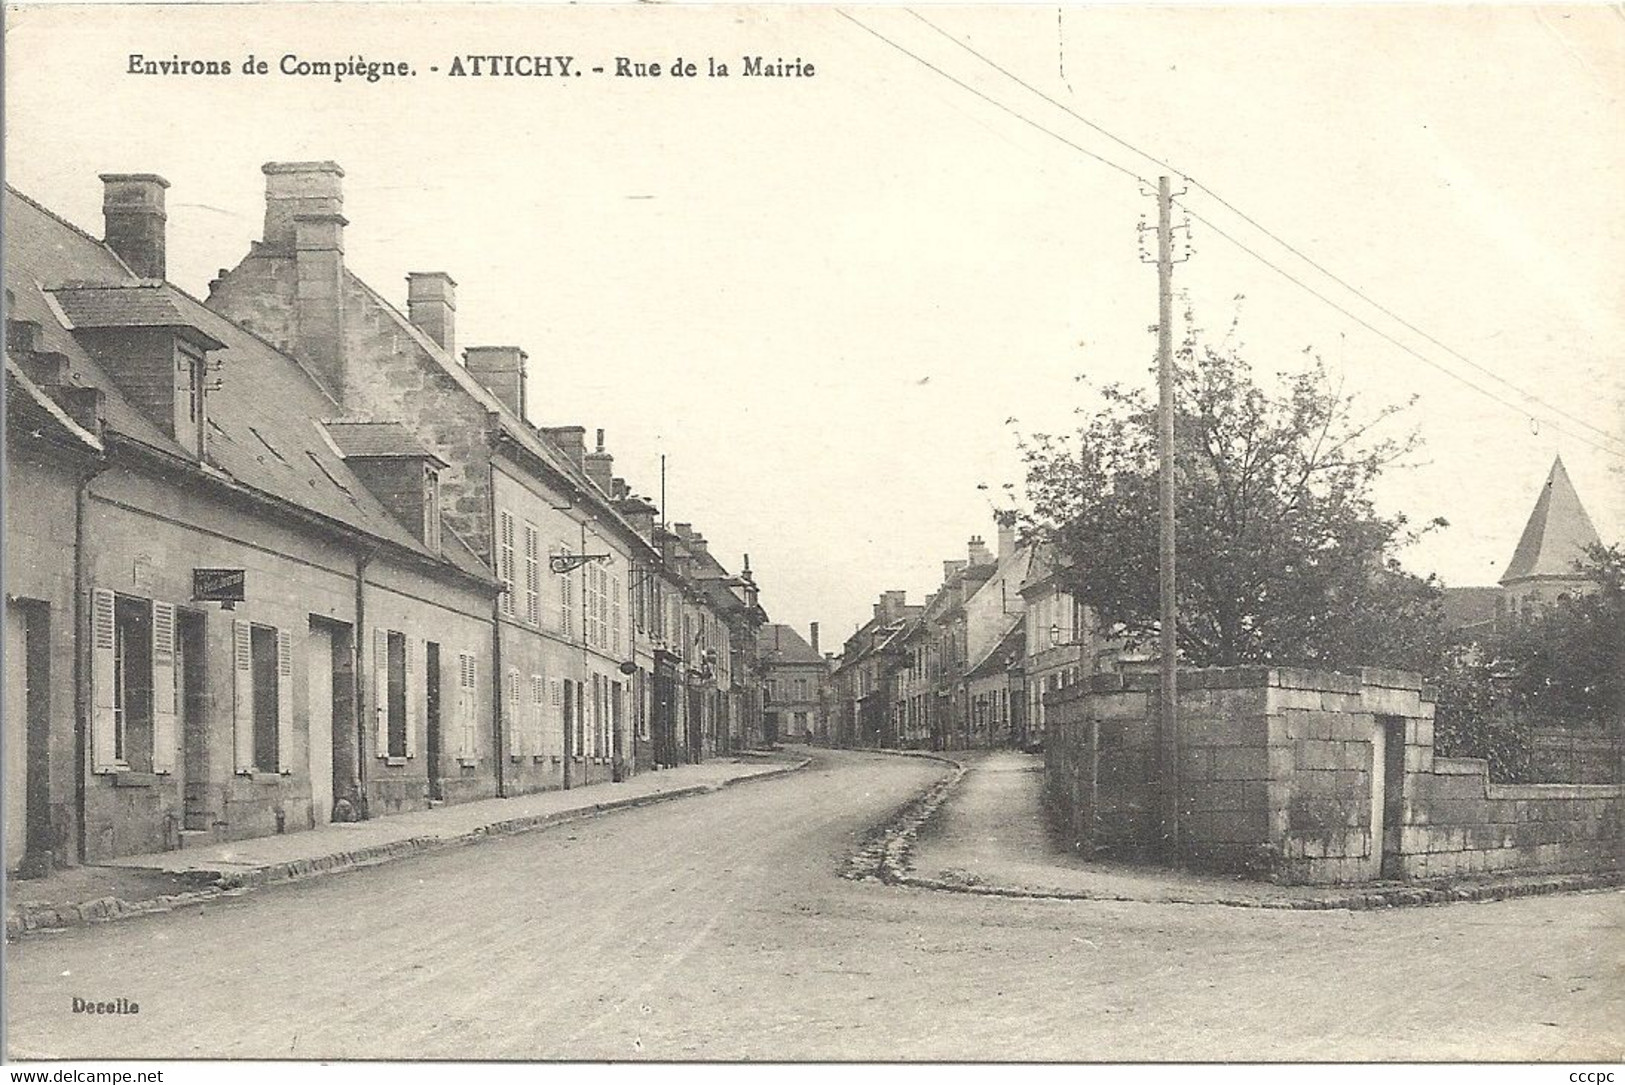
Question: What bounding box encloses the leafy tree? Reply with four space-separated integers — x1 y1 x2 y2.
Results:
1020 316 1446 672
1434 545 1622 780
1492 544 1624 724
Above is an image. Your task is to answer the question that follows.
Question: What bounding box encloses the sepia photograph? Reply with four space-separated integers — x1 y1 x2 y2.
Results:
1 1 1621 1070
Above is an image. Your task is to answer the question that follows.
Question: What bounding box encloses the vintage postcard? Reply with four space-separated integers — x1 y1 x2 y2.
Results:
2 2 1620 1071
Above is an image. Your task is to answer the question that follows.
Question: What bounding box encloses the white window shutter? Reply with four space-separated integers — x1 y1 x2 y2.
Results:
404 637 418 758
611 576 622 656
233 619 255 773
458 652 477 761
90 588 118 773
373 628 389 759
524 524 540 625
499 511 516 616
151 601 177 774
275 627 294 773
530 674 545 757
504 667 520 757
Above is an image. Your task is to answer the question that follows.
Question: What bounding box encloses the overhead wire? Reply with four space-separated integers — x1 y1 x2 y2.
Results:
890 8 1625 457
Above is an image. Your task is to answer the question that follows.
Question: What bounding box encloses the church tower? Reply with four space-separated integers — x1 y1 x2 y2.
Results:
1499 455 1604 614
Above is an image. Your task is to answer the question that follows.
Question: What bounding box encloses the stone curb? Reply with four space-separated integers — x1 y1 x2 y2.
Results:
840 751 965 883
844 751 1624 911
6 758 810 941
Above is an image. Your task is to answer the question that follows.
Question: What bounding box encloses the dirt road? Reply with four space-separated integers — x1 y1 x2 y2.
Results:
6 749 1620 1061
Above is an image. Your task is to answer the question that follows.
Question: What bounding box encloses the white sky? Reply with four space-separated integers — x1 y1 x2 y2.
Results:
6 3 1621 643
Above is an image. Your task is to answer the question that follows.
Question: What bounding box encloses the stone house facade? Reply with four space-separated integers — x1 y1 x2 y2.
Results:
5 178 498 870
759 623 826 743
5 162 778 873
205 161 684 798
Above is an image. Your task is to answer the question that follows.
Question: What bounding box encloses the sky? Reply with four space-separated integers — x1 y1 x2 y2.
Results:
5 3 1622 645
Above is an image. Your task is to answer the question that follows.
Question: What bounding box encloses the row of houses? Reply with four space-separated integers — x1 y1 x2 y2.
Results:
828 514 1129 753
3 163 771 876
832 454 1609 758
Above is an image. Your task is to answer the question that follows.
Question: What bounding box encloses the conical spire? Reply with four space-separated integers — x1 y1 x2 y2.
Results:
1499 456 1603 585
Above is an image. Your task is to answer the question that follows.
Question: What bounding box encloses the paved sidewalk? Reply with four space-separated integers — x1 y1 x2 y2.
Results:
6 753 806 938
906 749 1620 908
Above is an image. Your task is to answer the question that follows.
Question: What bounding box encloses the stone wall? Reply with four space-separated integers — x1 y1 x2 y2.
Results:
1045 666 1622 884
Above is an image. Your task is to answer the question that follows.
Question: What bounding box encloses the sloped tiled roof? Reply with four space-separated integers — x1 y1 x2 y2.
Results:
325 420 443 463
967 620 1025 680
345 272 657 561
5 353 103 453
50 283 219 345
1500 456 1603 584
1440 586 1503 633
5 185 492 585
4 186 176 450
758 623 822 665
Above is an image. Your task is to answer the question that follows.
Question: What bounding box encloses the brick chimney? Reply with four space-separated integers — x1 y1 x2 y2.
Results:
543 426 586 469
100 173 169 279
464 346 527 418
584 429 614 495
406 272 456 355
968 535 993 566
614 493 657 540
809 622 820 655
882 590 907 621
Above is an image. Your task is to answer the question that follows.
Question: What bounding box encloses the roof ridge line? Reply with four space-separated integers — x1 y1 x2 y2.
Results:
5 183 138 280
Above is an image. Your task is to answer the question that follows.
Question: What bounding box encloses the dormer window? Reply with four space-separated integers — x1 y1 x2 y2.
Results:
423 464 442 554
45 283 223 461
322 420 448 555
178 338 208 456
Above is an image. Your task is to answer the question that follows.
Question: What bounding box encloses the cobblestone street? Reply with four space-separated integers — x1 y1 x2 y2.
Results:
6 750 1621 1061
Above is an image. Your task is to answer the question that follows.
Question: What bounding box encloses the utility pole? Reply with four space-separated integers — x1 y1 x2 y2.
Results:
1154 175 1181 862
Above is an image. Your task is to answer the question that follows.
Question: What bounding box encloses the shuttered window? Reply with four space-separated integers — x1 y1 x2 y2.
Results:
610 575 622 656
558 550 576 639
523 522 541 625
457 652 478 763
529 674 546 757
90 589 119 773
372 629 417 761
498 509 516 616
506 667 523 758
151 602 177 774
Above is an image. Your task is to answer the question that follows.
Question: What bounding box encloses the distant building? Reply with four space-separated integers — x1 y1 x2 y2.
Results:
1442 455 1606 637
758 623 827 743
831 592 919 748
1498 455 1604 614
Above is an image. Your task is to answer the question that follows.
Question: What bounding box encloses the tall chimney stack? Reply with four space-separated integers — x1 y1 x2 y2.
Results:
543 426 587 469
584 429 614 495
406 272 456 356
100 173 170 279
996 510 1017 562
263 162 348 395
464 346 527 419
263 160 344 251
968 535 993 567
810 622 820 655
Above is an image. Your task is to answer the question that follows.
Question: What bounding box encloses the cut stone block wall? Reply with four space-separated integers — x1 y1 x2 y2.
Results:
1044 666 1622 884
